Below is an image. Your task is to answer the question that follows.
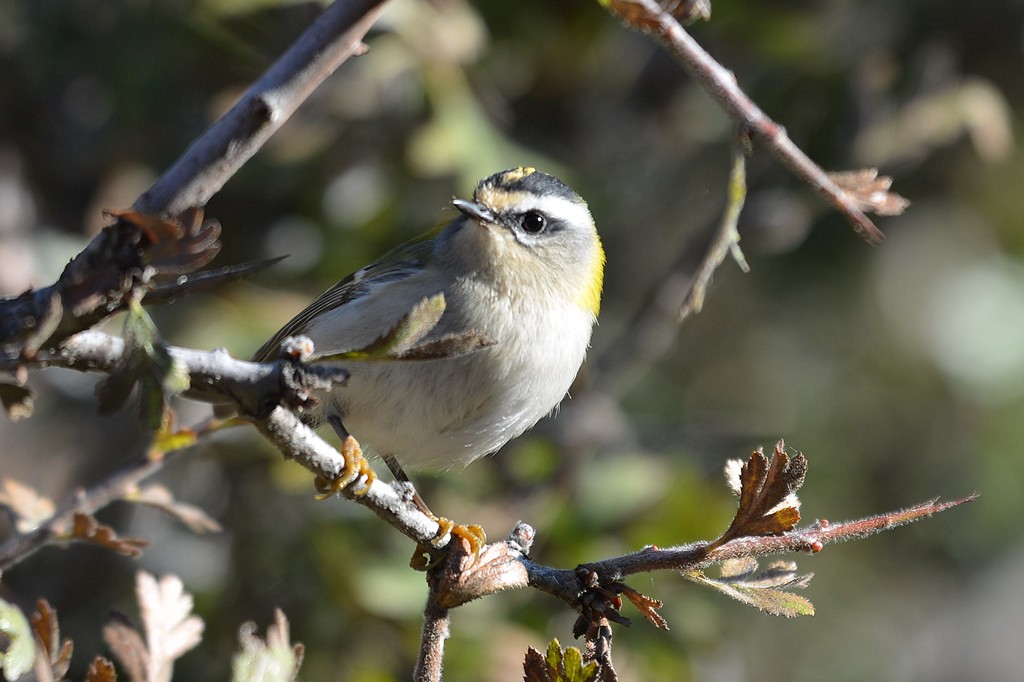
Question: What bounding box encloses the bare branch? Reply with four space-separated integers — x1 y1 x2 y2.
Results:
134 0 388 217
604 0 902 244
8 322 976 674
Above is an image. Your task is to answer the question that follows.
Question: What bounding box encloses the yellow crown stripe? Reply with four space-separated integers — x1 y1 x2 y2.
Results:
501 166 537 182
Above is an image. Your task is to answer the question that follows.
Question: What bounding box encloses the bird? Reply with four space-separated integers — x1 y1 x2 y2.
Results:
252 167 604 553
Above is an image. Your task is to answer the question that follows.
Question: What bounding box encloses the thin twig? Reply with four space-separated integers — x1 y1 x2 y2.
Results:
591 621 617 682
678 132 751 324
0 445 166 570
606 0 888 243
590 131 751 395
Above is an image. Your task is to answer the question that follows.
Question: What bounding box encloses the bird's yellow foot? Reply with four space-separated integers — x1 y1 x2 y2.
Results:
410 519 487 571
314 435 377 499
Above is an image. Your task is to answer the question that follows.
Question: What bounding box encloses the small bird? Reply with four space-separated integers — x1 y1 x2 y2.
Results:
254 167 604 536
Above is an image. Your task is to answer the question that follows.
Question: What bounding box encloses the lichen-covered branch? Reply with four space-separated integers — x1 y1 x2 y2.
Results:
29 330 445 550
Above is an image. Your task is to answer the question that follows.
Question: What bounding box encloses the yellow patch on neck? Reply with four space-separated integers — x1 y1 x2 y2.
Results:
577 237 606 317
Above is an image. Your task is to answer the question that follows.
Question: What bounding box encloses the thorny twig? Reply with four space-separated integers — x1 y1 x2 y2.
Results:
520 495 975 626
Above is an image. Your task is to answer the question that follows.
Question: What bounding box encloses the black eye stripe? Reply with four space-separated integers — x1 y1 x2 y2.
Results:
498 211 569 237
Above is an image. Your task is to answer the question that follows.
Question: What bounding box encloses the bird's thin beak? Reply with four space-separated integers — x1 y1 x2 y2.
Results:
452 198 497 224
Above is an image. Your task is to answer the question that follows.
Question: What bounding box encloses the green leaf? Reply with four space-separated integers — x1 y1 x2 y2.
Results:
0 597 36 680
686 561 816 618
152 423 198 453
712 581 815 617
95 362 140 414
545 638 563 671
537 638 599 682
138 372 168 432
123 297 160 352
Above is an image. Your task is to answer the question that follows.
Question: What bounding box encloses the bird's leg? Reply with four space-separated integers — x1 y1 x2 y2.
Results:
382 454 486 568
313 416 376 498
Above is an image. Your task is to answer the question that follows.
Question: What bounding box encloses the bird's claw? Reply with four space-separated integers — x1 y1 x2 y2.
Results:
410 519 487 571
314 435 377 499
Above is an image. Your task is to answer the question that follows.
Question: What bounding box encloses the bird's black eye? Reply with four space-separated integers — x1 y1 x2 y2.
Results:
520 210 546 234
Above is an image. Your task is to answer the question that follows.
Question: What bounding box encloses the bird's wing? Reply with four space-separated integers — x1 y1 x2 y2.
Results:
251 236 436 362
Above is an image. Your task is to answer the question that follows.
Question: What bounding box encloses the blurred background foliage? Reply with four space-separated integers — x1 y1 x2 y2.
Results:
1 0 1023 679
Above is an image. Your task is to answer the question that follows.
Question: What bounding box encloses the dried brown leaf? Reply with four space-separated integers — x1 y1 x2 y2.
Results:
70 513 148 558
0 479 55 533
829 169 911 216
660 0 711 24
603 0 662 31
85 656 118 682
711 441 806 548
109 208 222 276
102 613 147 682
31 599 73 679
30 600 58 665
619 585 668 630
32 651 55 682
